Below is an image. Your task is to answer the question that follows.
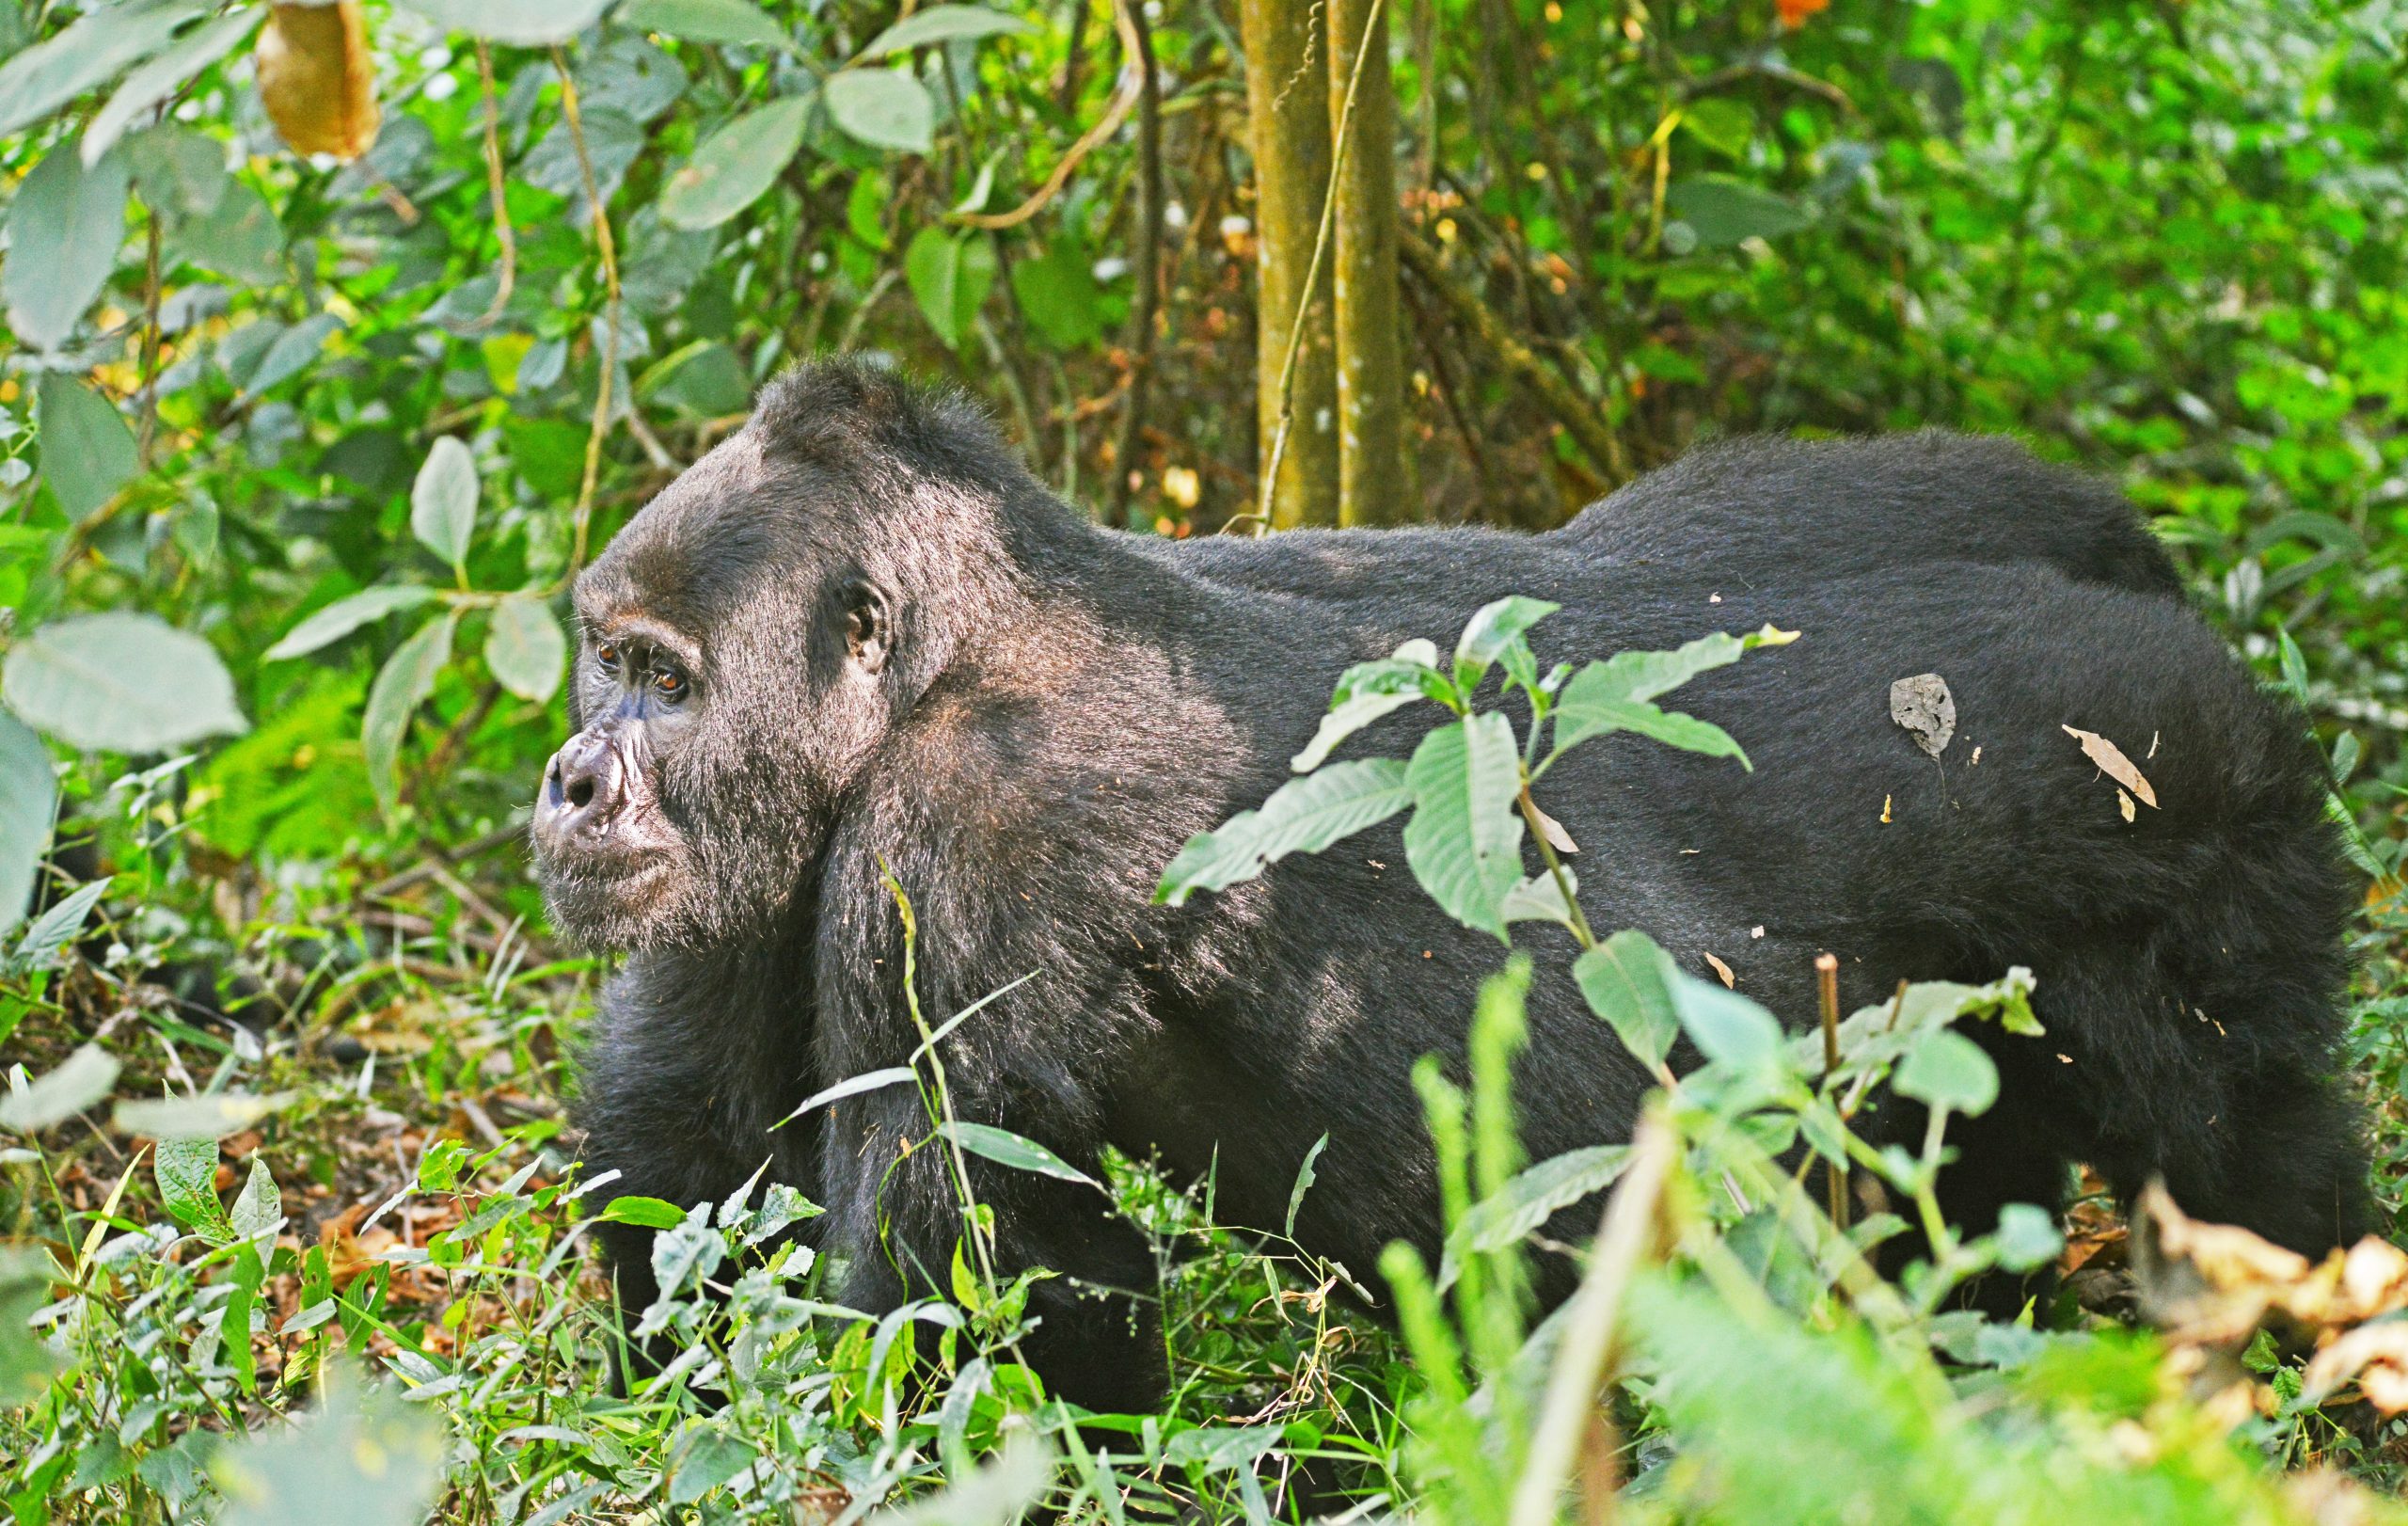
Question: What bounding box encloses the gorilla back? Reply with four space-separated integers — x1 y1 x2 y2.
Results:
534 359 2364 1414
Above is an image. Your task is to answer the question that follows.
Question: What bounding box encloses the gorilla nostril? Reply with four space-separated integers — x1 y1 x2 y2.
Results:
566 775 595 811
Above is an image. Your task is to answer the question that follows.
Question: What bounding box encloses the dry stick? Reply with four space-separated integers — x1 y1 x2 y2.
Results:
1816 952 1848 1230
957 0 1145 230
1396 229 1627 485
1104 0 1162 530
1255 0 1389 533
1508 1112 1677 1526
473 43 518 328
552 45 623 577
138 217 163 465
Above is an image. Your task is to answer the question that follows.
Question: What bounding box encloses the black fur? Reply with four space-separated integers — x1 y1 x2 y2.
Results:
540 359 2364 1411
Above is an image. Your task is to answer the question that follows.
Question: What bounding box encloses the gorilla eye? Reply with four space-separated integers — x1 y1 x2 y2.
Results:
652 666 689 702
596 642 621 673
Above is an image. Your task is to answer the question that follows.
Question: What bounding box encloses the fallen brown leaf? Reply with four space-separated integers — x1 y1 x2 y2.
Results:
2062 724 2159 808
1702 951 1735 988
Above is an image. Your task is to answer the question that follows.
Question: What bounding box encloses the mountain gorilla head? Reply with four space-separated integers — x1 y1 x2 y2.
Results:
530 359 1049 951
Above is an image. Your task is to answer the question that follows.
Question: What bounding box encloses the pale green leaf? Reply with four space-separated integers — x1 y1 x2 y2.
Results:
620 0 792 50
858 4 1030 57
83 8 263 167
827 70 934 153
389 0 612 44
0 2 201 141
484 594 566 703
1438 1143 1630 1291
264 586 439 662
903 227 996 348
1402 713 1525 939
117 1090 296 1141
3 613 247 754
35 373 138 520
0 713 54 935
362 612 457 815
0 1044 119 1133
1572 929 1682 1069
1453 596 1559 688
1153 758 1412 904
410 437 477 573
658 94 810 230
6 147 130 351
936 1121 1097 1187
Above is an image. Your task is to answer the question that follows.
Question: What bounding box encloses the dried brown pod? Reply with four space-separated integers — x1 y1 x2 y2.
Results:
257 2 379 161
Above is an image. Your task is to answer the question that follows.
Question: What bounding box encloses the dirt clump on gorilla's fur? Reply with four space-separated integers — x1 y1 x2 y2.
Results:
532 358 2364 1412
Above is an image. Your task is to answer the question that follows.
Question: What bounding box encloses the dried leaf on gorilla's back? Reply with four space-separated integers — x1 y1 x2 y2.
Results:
1888 673 1955 757
1703 951 1735 988
257 3 378 160
2060 723 2158 807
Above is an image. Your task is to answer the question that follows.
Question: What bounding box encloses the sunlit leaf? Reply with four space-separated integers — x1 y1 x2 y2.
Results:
4 147 130 351
117 1090 297 1140
0 1044 119 1133
936 1122 1098 1188
620 0 793 51
0 2 200 141
485 593 566 703
826 70 934 154
264 585 438 661
388 0 611 45
1154 758 1412 904
1438 1143 1630 1291
3 613 247 755
0 714 53 936
410 437 477 573
858 4 1030 57
85 8 263 167
1402 712 1524 939
658 94 810 230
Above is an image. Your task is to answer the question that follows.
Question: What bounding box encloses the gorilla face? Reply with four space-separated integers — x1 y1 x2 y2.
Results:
529 428 901 953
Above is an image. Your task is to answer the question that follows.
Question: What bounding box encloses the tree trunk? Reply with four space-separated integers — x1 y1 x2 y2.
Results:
1327 0 1412 524
1240 0 1339 528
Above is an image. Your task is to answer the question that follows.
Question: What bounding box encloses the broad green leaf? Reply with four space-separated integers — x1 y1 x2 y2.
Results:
117 1090 296 1140
0 1247 63 1406
1402 712 1525 939
0 1 201 141
1549 625 1792 762
485 594 566 703
169 177 284 286
1438 1143 1630 1291
826 70 935 153
35 373 139 520
1453 596 1559 688
230 308 334 398
1554 695 1748 768
1678 98 1753 159
126 124 229 217
1284 1133 1328 1237
904 227 998 349
83 8 263 167
936 1121 1097 1188
620 0 792 50
264 585 439 661
1007 237 1105 350
1667 175 1813 247
0 713 54 936
5 148 130 352
1991 1202 2063 1272
410 437 478 573
362 612 458 815
1153 757 1412 904
1500 868 1578 928
389 0 612 44
1573 929 1683 1070
669 1428 755 1505
211 1365 443 1526
1291 645 1455 772
858 4 1030 56
154 1137 228 1234
598 1196 688 1230
1893 1027 1999 1116
1678 980 1788 1074
658 94 810 230
0 1044 119 1133
3 613 247 754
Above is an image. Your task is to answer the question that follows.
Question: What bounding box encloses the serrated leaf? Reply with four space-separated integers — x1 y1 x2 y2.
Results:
388 0 612 44
34 373 139 521
0 2 200 142
1438 1143 1630 1291
1402 713 1525 939
658 93 810 230
1153 757 1412 904
264 585 439 661
4 147 129 352
859 4 1029 56
0 1044 119 1133
362 612 457 815
116 1090 295 1140
0 713 55 936
904 225 996 349
4 613 247 755
937 1121 1097 1187
153 1137 227 1234
484 594 566 703
84 8 263 167
1453 596 1559 688
410 437 477 572
826 69 934 153
1573 929 1681 1069
620 0 793 50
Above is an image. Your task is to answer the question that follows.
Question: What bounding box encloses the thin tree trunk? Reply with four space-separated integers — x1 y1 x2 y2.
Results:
1327 0 1412 524
1107 0 1162 530
1240 0 1339 527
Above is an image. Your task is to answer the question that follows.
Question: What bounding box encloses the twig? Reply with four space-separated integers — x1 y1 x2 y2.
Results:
552 45 623 577
1105 0 1162 529
1256 0 1389 529
1509 1112 1675 1526
365 819 530 899
1816 952 1847 1230
473 43 518 328
1397 229 1627 485
138 217 163 465
955 0 1146 230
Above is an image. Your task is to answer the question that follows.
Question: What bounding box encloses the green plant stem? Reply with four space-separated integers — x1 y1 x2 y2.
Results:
1516 777 1596 951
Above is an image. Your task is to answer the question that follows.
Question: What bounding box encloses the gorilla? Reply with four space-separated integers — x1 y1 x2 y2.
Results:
534 358 2364 1413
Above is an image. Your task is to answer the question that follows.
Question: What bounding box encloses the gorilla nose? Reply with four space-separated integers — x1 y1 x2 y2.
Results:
538 732 625 841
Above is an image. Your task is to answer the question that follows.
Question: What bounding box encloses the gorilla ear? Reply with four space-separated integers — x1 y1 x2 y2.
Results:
843 579 892 675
